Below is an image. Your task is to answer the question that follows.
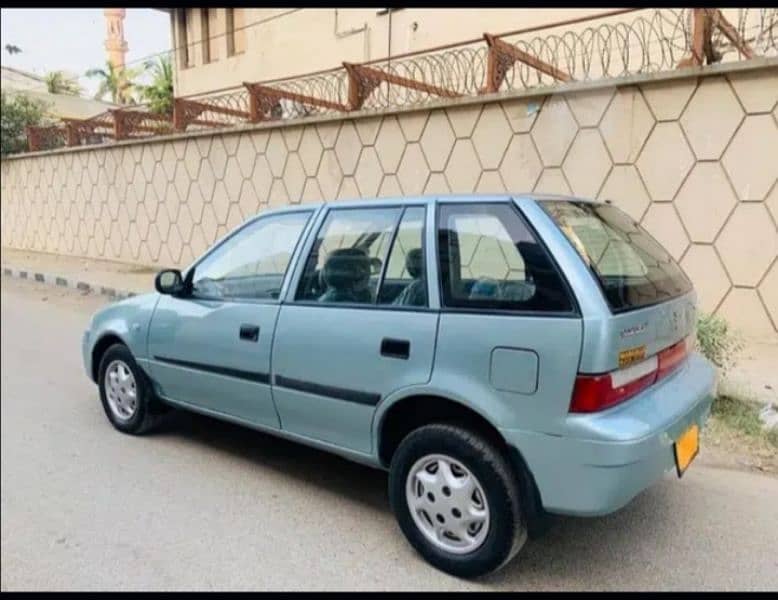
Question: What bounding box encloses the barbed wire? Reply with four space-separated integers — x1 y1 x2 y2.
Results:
22 8 777 153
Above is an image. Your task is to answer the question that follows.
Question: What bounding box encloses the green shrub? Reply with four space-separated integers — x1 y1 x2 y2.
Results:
1 91 50 156
696 313 743 376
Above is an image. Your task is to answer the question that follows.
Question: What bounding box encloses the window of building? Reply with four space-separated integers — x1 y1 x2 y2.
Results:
176 9 189 69
185 8 197 67
233 8 246 55
225 8 236 56
200 8 211 64
207 8 220 62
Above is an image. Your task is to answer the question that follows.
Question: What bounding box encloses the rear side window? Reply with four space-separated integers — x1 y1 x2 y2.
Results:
540 200 692 312
378 207 427 307
295 207 402 304
437 203 573 313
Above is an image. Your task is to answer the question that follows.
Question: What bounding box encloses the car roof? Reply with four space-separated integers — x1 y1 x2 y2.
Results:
259 193 601 217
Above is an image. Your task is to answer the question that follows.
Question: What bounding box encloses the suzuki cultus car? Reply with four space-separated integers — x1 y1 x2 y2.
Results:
83 194 715 577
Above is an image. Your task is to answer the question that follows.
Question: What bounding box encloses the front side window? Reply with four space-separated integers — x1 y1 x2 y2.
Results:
191 211 311 301
438 203 573 313
540 200 692 312
296 207 402 304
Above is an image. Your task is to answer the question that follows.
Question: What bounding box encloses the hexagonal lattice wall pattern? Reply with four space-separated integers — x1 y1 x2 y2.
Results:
2 66 777 334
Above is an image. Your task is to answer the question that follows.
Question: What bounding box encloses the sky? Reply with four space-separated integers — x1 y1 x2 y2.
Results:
0 8 171 97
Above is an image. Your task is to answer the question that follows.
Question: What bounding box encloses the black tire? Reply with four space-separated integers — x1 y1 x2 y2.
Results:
97 343 166 435
388 424 527 578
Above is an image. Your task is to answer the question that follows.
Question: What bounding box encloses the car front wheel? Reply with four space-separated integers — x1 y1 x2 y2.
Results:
388 423 527 578
98 343 165 435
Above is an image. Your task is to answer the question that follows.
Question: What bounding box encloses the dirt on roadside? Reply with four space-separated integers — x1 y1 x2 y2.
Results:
700 416 778 476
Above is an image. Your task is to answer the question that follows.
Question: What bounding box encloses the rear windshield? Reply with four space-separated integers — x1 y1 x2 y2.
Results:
540 200 692 312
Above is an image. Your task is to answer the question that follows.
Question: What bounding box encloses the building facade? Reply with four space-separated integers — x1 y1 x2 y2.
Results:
162 8 623 97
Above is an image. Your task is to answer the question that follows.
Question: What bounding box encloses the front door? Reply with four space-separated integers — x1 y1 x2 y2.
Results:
271 205 438 454
147 209 314 428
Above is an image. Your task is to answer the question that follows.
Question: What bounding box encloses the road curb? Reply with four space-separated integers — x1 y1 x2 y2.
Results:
2 264 139 301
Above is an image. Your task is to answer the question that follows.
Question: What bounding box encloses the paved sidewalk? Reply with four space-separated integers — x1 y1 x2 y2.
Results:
2 246 776 406
1 247 155 296
719 341 778 406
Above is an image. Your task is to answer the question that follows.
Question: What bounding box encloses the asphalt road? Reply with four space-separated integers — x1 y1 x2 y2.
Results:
2 277 777 591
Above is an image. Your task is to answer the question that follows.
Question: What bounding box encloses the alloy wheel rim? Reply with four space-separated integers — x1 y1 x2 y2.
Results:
104 360 138 421
405 453 490 554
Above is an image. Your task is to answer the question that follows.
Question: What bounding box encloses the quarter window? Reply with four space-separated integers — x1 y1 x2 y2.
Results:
437 203 573 313
191 211 311 301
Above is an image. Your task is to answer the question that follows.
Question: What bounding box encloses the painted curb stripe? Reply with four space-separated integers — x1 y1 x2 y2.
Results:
1 265 139 302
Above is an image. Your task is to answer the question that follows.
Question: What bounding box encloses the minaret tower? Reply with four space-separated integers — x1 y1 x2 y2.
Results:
104 8 128 71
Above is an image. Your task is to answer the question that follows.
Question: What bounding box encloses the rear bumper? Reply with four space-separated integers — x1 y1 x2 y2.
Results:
500 353 716 517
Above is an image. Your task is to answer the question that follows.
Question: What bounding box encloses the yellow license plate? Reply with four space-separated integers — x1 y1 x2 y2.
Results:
674 423 699 477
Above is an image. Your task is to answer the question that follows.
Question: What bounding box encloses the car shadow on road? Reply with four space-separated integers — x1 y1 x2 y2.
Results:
151 406 676 585
152 409 390 512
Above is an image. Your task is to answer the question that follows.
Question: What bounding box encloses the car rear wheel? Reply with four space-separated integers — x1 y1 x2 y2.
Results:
388 423 527 578
98 343 165 435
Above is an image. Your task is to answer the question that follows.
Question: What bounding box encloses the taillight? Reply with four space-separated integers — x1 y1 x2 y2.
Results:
570 356 657 413
570 339 690 414
657 338 689 380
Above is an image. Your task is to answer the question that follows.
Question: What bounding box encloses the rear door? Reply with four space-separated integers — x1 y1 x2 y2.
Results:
146 209 314 428
271 204 438 454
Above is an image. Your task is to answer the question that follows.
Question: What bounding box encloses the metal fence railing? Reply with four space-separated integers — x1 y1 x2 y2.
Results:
23 7 777 154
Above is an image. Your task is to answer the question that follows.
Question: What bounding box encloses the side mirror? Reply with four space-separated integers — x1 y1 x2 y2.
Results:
154 269 185 295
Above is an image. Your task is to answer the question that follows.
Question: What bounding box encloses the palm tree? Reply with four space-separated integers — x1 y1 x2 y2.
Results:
85 61 140 105
44 71 82 96
139 56 174 116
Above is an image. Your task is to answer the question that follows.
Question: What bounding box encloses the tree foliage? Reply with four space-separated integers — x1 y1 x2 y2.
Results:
1 91 49 156
138 56 174 116
696 313 743 376
44 71 82 96
85 61 140 105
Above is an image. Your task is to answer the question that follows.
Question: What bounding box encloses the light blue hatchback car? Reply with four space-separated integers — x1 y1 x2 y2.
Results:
83 194 716 577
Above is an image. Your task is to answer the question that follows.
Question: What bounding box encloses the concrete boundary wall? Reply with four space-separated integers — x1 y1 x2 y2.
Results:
2 61 777 335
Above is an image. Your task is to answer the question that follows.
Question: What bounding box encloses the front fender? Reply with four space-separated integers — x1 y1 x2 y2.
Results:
84 292 161 380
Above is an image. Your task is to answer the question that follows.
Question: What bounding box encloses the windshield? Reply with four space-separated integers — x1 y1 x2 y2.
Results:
540 200 692 312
